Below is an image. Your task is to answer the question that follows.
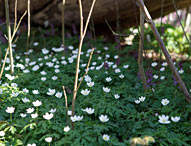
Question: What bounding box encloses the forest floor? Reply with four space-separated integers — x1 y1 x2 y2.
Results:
0 24 191 146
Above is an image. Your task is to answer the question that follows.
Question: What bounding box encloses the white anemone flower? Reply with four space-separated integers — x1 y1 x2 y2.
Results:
20 113 27 118
45 137 52 143
87 82 94 87
32 100 42 107
84 107 94 114
119 74 124 79
123 64 129 69
70 115 83 122
84 75 92 82
23 69 30 73
22 88 29 93
47 88 56 96
22 97 30 103
5 107 15 114
102 134 110 141
114 94 120 99
139 96 146 102
161 99 169 106
105 77 112 82
179 69 184 74
115 68 121 73
134 100 140 104
158 115 171 124
40 71 47 75
171 116 180 122
99 115 109 122
0 131 5 137
52 76 58 80
33 42 39 46
31 113 38 119
55 92 62 98
162 62 167 66
43 113 54 120
32 65 39 71
81 89 90 96
67 110 72 116
32 90 39 95
103 87 110 93
153 75 158 79
64 126 70 132
151 62 158 67
49 109 56 113
41 77 46 81
5 74 15 80
11 92 19 97
160 67 165 72
26 108 34 114
160 76 165 80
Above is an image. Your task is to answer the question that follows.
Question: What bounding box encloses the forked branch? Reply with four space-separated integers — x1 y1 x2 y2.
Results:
72 0 96 118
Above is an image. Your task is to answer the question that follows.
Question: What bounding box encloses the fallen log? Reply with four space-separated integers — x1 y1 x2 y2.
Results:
0 0 191 29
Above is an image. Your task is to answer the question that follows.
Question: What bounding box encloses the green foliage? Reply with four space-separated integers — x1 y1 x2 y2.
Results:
0 25 191 146
133 23 191 54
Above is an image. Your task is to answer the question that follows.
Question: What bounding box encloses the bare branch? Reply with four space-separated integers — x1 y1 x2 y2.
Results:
11 10 27 40
14 0 18 31
105 19 136 37
137 0 191 102
77 48 94 90
72 0 96 119
0 48 9 80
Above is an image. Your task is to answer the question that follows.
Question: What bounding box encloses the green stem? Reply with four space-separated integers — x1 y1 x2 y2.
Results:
36 107 38 113
10 113 12 121
48 120 51 128
49 143 50 146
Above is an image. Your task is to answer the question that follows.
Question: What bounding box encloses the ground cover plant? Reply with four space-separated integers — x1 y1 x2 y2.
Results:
0 23 191 146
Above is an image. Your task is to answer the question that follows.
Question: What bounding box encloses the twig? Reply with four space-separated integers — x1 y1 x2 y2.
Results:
62 0 66 47
11 10 27 40
77 48 94 90
82 1 96 37
172 0 191 52
136 0 191 102
159 0 165 63
0 48 2 64
160 0 165 34
79 0 83 39
105 19 136 37
26 0 31 52
88 0 96 42
138 0 147 90
115 0 120 33
14 0 18 31
62 86 69 124
0 48 9 80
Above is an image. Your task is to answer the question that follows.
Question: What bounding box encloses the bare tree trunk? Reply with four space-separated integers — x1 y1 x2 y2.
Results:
5 0 14 74
137 0 191 102
138 0 147 90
